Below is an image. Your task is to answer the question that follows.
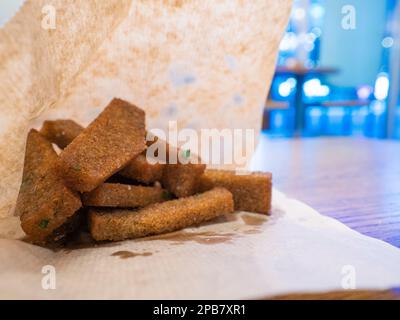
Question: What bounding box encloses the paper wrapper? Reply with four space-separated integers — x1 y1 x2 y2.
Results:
0 0 292 219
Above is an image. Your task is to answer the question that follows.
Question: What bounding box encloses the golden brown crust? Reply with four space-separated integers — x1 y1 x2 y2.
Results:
88 187 234 241
82 183 169 208
40 120 84 149
15 130 82 244
119 154 164 184
157 142 206 197
127 136 206 197
39 121 164 185
197 170 272 214
162 162 206 198
58 98 146 192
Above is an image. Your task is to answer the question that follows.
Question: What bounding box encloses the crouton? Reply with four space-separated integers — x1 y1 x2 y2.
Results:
82 183 170 208
40 119 83 149
88 187 234 241
58 98 146 192
15 130 82 244
197 170 272 214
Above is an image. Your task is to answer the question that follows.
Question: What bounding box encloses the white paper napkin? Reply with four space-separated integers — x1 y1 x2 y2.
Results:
1 189 399 299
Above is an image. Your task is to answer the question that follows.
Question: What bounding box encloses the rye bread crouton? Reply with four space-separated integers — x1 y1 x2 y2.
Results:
15 130 82 244
58 98 146 192
88 187 233 241
82 183 170 208
197 170 272 214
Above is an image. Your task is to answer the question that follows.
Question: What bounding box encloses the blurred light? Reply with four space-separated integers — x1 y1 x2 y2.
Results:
305 33 317 43
327 108 345 117
278 77 297 97
311 27 322 38
279 32 298 51
273 113 284 128
370 100 386 115
286 58 299 68
293 8 306 21
303 78 330 97
278 82 291 97
357 85 373 100
310 4 325 20
374 73 389 100
309 108 322 117
382 37 394 48
287 77 297 87
304 60 315 68
304 42 315 52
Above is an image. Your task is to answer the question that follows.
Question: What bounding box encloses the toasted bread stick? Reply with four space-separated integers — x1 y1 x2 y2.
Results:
15 130 82 244
197 170 272 214
148 138 205 197
40 120 84 149
82 183 170 208
162 161 206 198
128 137 206 196
119 154 164 184
40 120 164 185
58 98 146 192
88 187 234 241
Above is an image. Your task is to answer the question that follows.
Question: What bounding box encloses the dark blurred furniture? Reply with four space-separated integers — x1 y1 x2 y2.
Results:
309 100 371 107
275 66 339 132
262 100 289 130
306 100 371 134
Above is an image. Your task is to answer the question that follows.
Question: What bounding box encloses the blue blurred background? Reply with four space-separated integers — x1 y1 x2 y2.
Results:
263 0 400 140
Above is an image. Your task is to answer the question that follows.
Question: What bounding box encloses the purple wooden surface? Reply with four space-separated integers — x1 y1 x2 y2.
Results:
251 136 400 248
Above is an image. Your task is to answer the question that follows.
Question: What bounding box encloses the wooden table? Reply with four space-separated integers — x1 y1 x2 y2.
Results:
253 136 400 248
252 136 400 299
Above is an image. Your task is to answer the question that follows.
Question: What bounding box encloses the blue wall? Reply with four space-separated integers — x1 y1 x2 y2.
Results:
320 0 387 87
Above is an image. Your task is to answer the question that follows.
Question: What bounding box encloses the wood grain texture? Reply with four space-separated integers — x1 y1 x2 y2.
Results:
252 136 400 300
253 136 400 247
269 289 400 300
